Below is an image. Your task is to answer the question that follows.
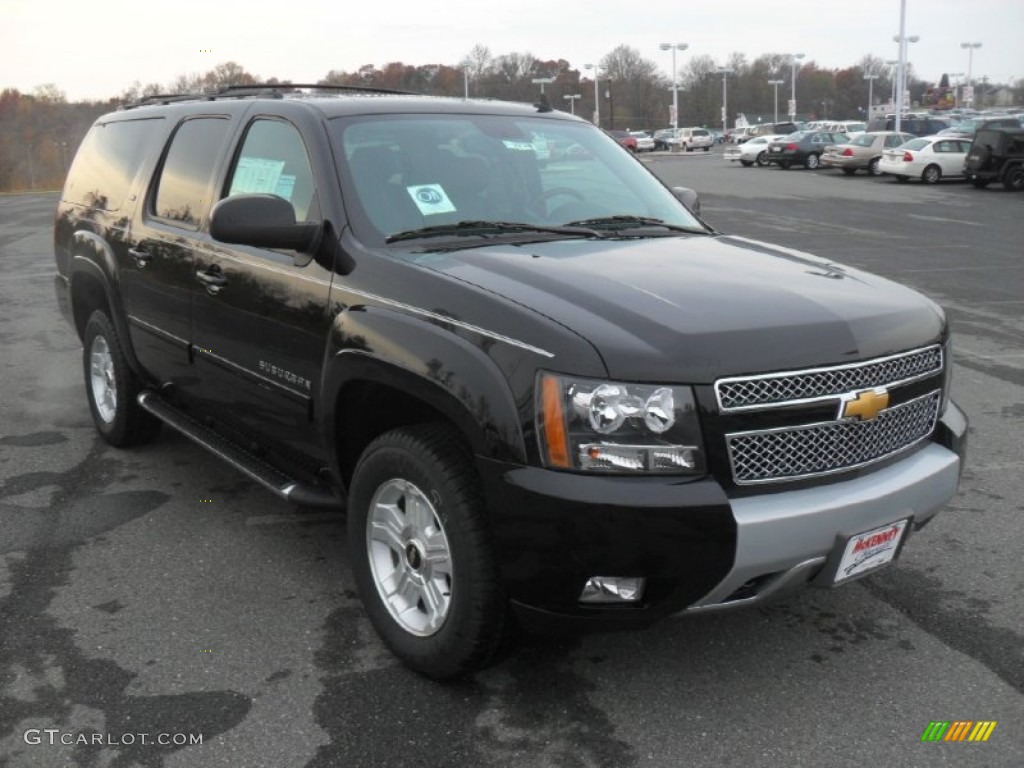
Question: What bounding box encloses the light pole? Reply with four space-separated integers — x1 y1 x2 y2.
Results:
863 73 879 121
788 53 805 120
716 67 734 136
892 21 920 134
584 63 601 127
961 42 982 108
768 78 784 125
563 93 581 115
659 43 688 132
531 77 555 95
886 59 899 106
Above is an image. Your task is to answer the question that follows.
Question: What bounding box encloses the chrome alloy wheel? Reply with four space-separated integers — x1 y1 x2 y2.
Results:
89 335 117 423
366 478 454 636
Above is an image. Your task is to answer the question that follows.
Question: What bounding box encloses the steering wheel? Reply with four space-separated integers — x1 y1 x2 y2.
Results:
541 187 586 203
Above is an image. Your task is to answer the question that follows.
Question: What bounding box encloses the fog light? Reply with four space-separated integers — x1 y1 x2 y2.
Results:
579 576 646 604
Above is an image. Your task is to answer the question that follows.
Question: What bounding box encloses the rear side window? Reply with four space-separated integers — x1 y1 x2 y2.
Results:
64 118 164 211
153 117 232 229
851 134 875 147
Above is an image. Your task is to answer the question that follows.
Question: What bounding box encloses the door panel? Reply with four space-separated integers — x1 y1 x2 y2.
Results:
125 116 234 390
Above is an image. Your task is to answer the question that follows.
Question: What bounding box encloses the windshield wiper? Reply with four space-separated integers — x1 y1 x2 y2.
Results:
386 220 605 243
564 215 704 234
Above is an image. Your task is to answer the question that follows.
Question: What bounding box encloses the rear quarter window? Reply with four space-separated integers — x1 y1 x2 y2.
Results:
63 118 165 211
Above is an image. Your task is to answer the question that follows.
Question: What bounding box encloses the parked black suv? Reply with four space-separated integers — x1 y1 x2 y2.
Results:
55 85 966 679
964 127 1024 190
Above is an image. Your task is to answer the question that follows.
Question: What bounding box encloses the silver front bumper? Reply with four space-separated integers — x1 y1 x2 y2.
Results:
686 441 961 612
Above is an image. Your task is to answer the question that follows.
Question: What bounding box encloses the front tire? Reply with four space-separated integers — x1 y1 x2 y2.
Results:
348 424 507 679
82 310 161 447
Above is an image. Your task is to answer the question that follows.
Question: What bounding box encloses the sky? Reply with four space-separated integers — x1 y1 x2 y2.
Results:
3 0 1022 103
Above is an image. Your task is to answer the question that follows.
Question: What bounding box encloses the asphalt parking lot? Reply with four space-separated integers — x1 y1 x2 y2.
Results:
1 154 1022 767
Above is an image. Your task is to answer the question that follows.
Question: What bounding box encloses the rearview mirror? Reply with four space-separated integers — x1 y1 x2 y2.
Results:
210 194 320 252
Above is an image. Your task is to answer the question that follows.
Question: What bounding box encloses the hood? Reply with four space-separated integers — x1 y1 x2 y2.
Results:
412 234 945 382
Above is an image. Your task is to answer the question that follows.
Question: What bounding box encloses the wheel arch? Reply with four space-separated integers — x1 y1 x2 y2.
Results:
67 233 143 373
322 309 530 491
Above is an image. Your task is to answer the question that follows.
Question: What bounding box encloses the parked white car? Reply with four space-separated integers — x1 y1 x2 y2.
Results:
677 127 714 152
723 135 786 167
878 136 974 183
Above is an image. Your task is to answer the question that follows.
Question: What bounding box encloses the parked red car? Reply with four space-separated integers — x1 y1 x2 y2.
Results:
606 129 638 152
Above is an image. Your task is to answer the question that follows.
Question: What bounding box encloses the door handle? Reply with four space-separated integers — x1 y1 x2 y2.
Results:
128 247 151 268
195 268 228 295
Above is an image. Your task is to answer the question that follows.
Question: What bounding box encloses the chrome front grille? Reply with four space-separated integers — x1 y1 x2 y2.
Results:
727 391 940 484
716 345 943 411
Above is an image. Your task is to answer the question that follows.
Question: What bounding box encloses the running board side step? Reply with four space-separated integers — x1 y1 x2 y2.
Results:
138 391 342 509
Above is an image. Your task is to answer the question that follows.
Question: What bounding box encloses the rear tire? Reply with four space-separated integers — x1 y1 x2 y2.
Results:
348 424 508 680
1002 166 1024 191
82 310 161 447
779 161 792 169
804 153 820 170
921 165 942 184
740 160 754 167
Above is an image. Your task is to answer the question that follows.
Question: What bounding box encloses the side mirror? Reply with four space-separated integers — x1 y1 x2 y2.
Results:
210 194 320 252
672 186 701 217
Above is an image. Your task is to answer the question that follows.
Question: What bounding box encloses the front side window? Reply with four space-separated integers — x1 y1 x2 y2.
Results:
332 114 705 243
153 117 232 228
225 119 317 221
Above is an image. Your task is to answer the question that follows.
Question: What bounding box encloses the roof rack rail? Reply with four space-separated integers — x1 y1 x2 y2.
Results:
122 93 217 109
121 82 411 110
215 82 412 96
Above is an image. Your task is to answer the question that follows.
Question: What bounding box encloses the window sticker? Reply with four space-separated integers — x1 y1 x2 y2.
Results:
406 184 457 215
273 174 296 200
502 140 536 152
229 157 285 196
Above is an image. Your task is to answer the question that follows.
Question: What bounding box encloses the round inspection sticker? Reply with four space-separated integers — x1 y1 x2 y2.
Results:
407 184 456 215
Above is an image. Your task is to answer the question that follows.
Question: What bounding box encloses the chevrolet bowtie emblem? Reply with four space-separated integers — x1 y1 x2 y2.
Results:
839 387 889 421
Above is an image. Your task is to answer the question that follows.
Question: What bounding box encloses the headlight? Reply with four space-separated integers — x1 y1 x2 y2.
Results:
536 372 706 474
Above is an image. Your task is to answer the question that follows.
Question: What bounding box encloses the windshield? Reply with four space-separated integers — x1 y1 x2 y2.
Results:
330 114 705 245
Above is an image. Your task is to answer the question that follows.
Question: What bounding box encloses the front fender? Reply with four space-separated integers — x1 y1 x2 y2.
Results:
322 304 530 477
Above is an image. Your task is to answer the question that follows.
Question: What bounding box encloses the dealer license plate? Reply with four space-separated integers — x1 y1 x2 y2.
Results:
834 519 909 584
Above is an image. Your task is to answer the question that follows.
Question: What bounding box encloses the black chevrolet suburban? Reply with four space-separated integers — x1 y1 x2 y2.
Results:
55 85 967 679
